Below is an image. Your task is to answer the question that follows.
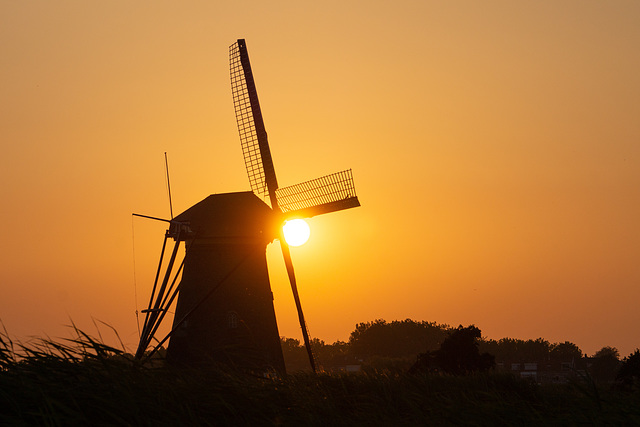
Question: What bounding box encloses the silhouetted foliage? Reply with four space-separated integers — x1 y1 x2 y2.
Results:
589 346 620 385
616 349 640 388
348 319 450 360
311 338 354 371
480 337 553 363
281 337 356 373
281 337 310 372
479 338 551 362
436 325 495 374
550 341 583 363
280 318 640 387
479 336 589 374
411 325 495 375
280 319 451 373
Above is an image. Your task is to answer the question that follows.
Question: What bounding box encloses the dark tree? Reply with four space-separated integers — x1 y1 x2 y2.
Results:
616 349 640 387
589 346 620 384
311 338 353 370
479 337 519 361
280 337 310 372
550 341 583 363
348 319 450 360
479 337 551 364
520 338 552 362
435 325 495 375
411 325 495 375
281 337 357 372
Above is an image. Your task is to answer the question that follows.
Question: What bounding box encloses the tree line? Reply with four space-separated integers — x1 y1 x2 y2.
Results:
282 318 640 384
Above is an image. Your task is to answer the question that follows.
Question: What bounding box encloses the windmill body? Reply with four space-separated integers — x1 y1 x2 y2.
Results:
165 192 285 372
135 39 359 373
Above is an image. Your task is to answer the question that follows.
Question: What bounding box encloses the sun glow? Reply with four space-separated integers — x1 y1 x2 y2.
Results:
282 219 310 247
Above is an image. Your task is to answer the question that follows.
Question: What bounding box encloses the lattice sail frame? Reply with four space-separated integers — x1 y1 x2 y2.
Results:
230 39 359 219
276 169 360 218
230 40 278 204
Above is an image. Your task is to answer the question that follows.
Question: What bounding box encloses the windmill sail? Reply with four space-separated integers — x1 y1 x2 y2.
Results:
230 39 278 206
276 169 360 218
229 39 360 373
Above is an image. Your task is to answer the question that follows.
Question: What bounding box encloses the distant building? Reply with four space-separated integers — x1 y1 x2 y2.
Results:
495 358 585 384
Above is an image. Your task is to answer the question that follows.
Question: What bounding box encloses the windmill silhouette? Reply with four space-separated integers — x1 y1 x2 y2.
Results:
134 39 359 373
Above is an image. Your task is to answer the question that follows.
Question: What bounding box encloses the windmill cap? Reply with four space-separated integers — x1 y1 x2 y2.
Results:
169 192 278 243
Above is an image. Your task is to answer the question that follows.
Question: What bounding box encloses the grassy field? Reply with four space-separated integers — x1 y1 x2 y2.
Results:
1 331 639 426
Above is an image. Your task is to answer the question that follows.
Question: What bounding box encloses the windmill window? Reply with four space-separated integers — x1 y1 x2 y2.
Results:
227 311 239 329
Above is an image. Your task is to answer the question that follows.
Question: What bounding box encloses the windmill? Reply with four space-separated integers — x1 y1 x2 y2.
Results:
134 39 359 373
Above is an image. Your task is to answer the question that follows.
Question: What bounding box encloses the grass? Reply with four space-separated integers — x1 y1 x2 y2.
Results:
1 329 639 426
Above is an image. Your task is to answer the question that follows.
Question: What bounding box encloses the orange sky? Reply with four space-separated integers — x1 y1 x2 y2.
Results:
1 1 639 357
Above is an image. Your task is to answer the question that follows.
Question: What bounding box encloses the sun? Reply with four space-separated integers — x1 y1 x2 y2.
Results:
282 219 310 247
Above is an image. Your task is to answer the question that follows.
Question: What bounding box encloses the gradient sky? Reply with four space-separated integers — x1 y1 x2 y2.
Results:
1 1 639 357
